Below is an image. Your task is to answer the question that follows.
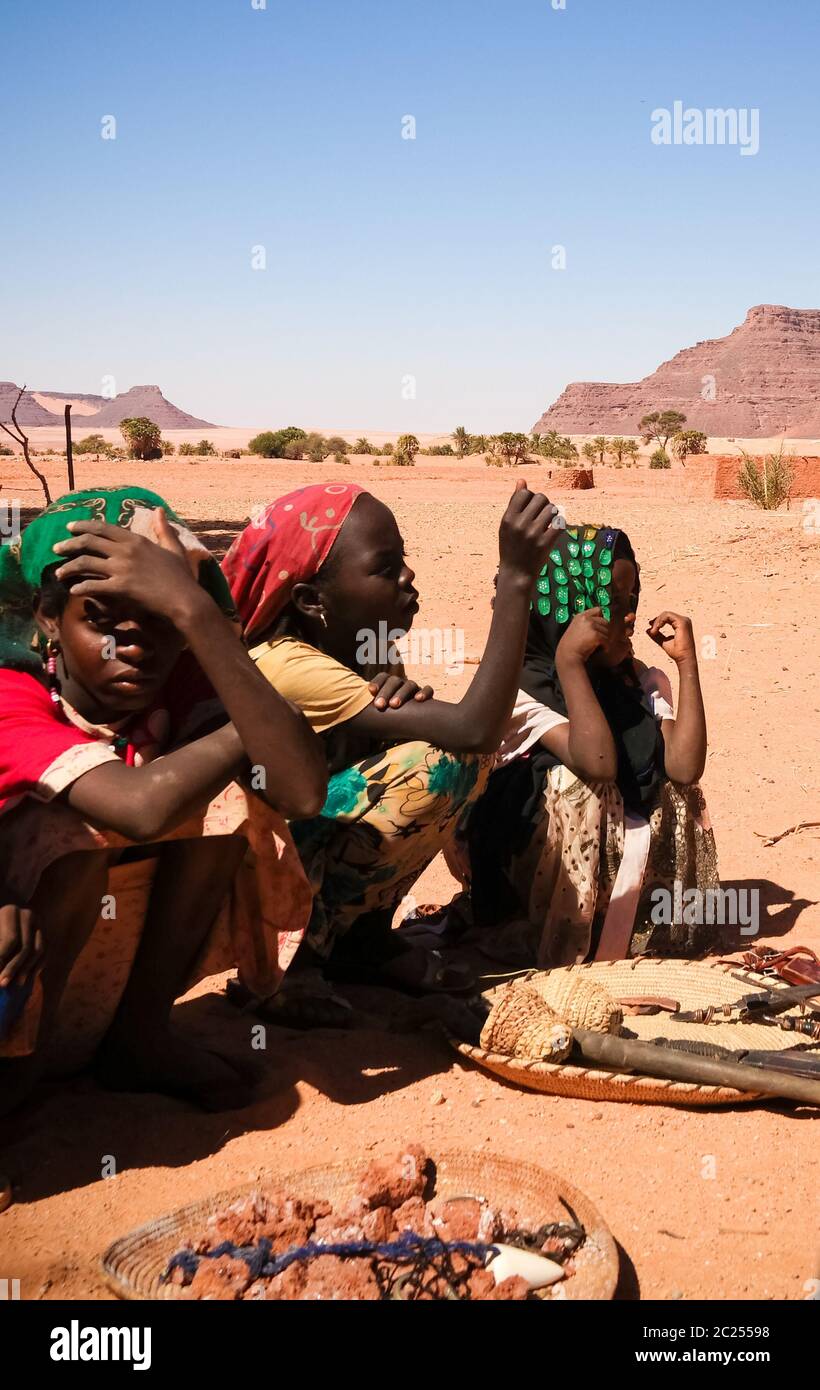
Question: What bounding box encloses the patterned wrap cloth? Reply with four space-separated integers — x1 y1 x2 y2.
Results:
221 482 365 642
0 487 312 1063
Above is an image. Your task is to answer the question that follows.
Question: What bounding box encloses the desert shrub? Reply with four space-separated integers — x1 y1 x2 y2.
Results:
333 450 350 466
489 433 529 467
195 439 216 457
73 433 111 456
672 429 708 465
649 449 671 469
395 434 419 464
581 443 597 463
301 432 329 462
0 445 12 456
325 436 351 457
381 442 394 456
179 442 197 456
737 448 793 510
161 440 176 456
248 427 307 459
352 437 374 455
485 452 504 468
533 430 577 461
120 416 161 460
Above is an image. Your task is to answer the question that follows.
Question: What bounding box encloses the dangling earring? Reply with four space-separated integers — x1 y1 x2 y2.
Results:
44 638 61 704
318 611 328 629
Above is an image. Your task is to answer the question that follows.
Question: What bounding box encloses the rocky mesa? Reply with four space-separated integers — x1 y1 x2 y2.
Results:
0 382 216 430
533 305 820 438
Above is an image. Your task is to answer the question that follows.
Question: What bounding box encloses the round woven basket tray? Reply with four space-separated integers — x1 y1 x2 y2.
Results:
101 1150 619 1301
451 957 816 1106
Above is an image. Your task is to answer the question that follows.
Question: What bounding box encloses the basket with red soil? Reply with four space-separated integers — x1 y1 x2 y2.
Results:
101 1149 619 1301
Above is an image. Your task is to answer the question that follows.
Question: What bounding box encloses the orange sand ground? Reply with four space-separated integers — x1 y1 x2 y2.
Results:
1 451 818 1301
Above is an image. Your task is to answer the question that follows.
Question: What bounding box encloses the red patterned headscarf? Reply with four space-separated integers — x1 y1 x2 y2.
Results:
221 482 366 642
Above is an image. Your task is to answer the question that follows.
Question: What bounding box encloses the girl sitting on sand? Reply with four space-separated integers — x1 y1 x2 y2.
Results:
0 487 326 1111
221 479 559 1016
461 522 719 965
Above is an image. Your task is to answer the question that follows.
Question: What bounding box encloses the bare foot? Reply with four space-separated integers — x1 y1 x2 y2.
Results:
94 1027 255 1111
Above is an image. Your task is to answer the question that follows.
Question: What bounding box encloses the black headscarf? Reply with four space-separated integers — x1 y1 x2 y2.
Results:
520 522 665 813
465 523 667 926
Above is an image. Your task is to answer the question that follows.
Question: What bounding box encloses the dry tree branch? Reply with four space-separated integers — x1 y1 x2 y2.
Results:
0 384 52 505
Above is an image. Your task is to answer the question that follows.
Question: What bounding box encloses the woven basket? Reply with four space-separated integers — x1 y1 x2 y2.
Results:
452 958 816 1106
100 1151 618 1301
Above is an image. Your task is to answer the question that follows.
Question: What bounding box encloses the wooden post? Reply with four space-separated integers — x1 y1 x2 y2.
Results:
65 404 75 491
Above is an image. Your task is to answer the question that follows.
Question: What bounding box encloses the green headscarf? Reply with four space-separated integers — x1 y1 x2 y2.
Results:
0 486 235 675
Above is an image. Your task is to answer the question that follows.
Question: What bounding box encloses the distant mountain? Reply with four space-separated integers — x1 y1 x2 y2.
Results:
0 382 217 430
86 385 217 429
533 305 820 438
0 382 61 427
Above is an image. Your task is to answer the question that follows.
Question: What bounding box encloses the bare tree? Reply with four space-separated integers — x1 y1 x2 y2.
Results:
0 385 52 504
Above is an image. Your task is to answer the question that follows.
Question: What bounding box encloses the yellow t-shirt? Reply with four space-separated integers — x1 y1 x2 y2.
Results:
249 636 374 734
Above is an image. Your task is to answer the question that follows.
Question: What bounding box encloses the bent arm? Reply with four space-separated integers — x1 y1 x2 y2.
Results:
341 566 536 753
541 651 618 781
65 723 250 841
173 589 327 817
661 657 707 784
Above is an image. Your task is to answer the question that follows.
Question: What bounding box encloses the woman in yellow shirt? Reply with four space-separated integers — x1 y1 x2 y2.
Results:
222 479 559 1013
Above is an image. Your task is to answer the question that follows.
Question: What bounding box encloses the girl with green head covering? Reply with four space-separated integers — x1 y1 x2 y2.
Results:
462 520 719 966
0 486 325 1112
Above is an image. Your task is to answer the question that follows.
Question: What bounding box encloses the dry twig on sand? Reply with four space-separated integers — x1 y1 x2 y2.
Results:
0 385 52 505
753 821 820 847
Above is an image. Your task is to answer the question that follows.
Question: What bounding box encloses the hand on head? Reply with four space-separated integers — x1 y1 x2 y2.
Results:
52 512 201 618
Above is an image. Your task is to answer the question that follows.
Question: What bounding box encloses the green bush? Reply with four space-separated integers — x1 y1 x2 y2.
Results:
179 442 197 456
737 448 793 510
73 433 111 456
120 416 162 460
248 427 307 459
649 449 671 469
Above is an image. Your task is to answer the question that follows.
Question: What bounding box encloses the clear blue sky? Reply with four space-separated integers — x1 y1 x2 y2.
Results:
2 0 819 431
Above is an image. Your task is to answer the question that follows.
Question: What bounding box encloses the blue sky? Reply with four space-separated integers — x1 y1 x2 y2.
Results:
2 0 819 431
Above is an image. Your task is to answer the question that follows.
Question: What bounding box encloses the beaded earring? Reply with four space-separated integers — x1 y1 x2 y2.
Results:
44 638 61 704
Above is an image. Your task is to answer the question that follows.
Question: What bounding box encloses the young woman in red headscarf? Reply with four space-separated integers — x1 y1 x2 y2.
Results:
221 479 560 1019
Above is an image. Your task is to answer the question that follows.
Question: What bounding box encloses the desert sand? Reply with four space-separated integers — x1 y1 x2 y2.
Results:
1 451 818 1301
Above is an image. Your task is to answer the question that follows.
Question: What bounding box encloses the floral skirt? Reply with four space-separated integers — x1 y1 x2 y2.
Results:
463 762 720 967
290 740 491 958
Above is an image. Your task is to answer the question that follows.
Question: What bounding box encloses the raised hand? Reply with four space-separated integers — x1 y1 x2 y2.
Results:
498 480 562 578
646 611 697 665
557 607 611 664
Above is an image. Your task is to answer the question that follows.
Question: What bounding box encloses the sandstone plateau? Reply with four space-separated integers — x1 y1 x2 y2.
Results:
0 381 215 430
533 304 820 438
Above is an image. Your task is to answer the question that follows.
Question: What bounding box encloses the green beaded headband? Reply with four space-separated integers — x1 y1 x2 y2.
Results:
533 525 619 625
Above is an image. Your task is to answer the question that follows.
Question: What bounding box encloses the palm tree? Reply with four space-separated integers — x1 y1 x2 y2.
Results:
452 425 470 458
396 434 420 463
